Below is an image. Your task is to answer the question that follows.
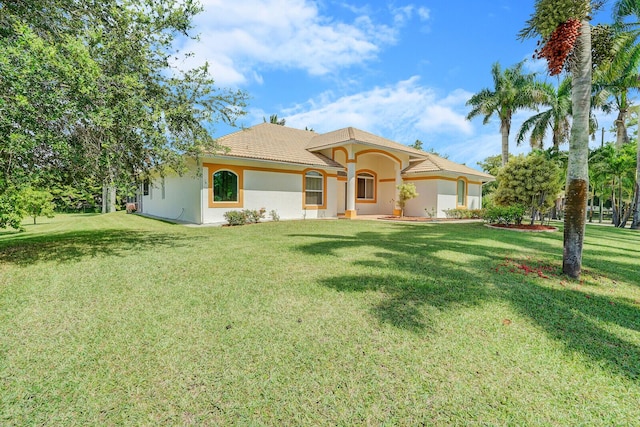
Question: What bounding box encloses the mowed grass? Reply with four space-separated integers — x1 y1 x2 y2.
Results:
1 213 639 425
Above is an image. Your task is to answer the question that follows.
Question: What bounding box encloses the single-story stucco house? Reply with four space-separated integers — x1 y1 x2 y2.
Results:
139 123 493 224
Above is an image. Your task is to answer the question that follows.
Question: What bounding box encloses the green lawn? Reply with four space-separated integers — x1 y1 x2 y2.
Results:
1 213 639 425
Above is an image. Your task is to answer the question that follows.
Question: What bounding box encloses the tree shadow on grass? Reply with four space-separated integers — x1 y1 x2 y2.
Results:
0 229 192 266
290 222 640 380
498 279 640 380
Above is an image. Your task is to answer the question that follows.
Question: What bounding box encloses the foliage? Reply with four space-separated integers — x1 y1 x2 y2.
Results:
442 208 484 219
590 142 637 227
0 24 99 196
424 207 437 218
516 77 572 149
409 139 423 150
0 188 27 230
494 153 563 224
483 204 527 225
20 188 56 225
223 210 246 226
245 208 267 224
223 209 267 226
269 209 281 222
519 0 591 40
0 0 249 218
591 24 617 67
264 114 286 125
478 154 507 197
466 61 547 165
396 183 418 217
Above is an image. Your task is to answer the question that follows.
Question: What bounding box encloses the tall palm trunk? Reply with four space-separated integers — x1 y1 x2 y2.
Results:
611 180 620 226
631 143 640 229
614 105 629 149
563 19 591 279
500 117 511 166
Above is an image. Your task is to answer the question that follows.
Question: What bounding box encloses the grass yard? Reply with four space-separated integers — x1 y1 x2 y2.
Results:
1 213 639 425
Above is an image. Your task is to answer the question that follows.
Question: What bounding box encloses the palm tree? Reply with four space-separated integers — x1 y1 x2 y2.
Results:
263 114 285 126
520 0 592 278
516 77 572 150
613 0 640 228
466 61 544 166
592 40 640 148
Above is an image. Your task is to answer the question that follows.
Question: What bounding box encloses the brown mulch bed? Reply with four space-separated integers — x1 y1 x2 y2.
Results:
484 223 558 232
380 216 480 222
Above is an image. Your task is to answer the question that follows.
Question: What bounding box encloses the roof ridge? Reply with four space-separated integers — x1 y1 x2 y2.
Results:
423 153 444 171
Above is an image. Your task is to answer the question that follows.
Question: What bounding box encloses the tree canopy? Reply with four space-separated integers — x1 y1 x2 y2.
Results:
494 152 563 224
0 0 248 225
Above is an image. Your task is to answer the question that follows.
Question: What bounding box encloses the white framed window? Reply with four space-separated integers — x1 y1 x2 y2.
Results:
457 179 467 206
213 170 239 202
305 171 323 205
357 172 375 200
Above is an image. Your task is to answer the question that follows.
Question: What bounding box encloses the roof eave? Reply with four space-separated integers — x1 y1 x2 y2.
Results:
308 140 428 159
402 170 495 182
208 154 345 170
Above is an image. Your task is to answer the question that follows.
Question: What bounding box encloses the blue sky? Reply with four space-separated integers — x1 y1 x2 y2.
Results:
179 0 619 169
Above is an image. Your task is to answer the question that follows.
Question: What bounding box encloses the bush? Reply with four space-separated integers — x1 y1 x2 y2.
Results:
244 208 266 224
442 208 484 219
223 210 246 226
269 209 280 222
223 208 267 226
483 205 526 225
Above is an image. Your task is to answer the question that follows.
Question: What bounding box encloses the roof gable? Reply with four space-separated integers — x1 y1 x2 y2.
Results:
212 123 342 168
403 153 494 181
306 126 427 158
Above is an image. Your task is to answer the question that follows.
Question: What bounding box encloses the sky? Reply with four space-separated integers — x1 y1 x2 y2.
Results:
176 0 620 170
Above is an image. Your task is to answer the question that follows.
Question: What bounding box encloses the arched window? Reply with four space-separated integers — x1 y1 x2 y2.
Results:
457 178 467 206
213 170 239 202
305 171 323 205
357 172 375 200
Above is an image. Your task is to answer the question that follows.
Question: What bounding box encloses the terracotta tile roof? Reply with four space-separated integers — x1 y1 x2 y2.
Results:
212 123 493 180
307 126 427 158
213 123 343 168
403 153 494 181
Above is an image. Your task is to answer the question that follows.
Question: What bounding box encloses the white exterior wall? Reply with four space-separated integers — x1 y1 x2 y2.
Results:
243 170 304 220
141 170 201 223
404 180 439 217
437 180 458 216
467 183 482 209
201 162 339 224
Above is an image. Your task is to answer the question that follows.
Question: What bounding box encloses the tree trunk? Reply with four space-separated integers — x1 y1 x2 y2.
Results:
563 20 591 279
589 186 596 222
500 117 511 166
598 189 603 223
108 185 116 213
630 141 640 229
611 185 619 226
102 183 108 214
614 112 629 149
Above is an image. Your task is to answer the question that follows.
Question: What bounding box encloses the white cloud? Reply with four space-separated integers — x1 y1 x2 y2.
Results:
176 0 398 85
417 7 430 21
390 5 415 25
276 76 472 147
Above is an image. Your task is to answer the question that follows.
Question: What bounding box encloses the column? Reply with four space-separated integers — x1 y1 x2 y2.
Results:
393 163 402 216
345 156 357 218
